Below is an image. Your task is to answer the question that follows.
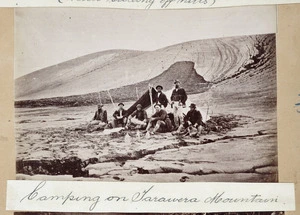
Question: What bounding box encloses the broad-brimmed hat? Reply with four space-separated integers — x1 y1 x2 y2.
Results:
118 103 125 107
189 103 196 108
174 80 180 84
97 104 104 108
136 104 142 108
156 85 163 90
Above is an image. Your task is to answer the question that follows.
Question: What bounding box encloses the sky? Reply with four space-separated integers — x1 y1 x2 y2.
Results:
15 6 276 78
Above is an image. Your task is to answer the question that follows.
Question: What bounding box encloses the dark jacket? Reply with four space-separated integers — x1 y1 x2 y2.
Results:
153 92 169 108
171 88 187 105
184 109 203 126
93 109 108 123
131 109 147 121
113 109 127 119
152 109 168 121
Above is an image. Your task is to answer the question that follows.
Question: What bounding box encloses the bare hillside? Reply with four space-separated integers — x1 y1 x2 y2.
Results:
15 34 268 101
15 61 209 107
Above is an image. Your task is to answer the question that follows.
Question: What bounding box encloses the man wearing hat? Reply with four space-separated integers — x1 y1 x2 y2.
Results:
174 103 204 137
170 80 188 128
112 103 128 128
126 104 148 129
153 85 169 108
145 103 173 134
87 104 108 132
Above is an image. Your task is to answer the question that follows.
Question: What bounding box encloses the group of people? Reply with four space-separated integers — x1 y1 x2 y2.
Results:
88 80 205 137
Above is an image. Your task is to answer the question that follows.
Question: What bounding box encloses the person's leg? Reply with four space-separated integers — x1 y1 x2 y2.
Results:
126 117 132 128
131 118 140 125
152 121 161 133
131 118 147 126
112 119 118 128
165 118 174 132
177 106 183 126
197 125 202 136
152 120 166 133
145 120 154 131
122 117 128 127
129 118 143 129
173 122 187 135
188 126 198 137
90 120 100 125
177 124 184 132
87 120 100 132
178 124 187 132
98 122 107 129
173 103 180 128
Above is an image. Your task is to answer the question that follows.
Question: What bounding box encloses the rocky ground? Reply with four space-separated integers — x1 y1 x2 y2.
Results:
15 93 278 182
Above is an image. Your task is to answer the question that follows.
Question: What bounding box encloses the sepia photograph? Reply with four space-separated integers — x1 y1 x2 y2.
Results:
14 7 277 183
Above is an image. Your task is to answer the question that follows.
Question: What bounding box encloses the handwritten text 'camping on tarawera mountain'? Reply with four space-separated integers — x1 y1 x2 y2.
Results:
19 181 280 211
57 0 216 9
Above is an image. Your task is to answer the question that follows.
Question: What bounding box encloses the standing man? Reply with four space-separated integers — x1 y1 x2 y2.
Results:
153 85 169 108
173 103 205 137
145 104 173 134
170 80 188 128
87 104 108 132
112 103 127 128
126 104 148 129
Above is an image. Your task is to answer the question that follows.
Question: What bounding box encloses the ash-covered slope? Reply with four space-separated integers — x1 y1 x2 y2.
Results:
15 49 144 100
15 34 267 101
207 34 277 106
15 61 209 107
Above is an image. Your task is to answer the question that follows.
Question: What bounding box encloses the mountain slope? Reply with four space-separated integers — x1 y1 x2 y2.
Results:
15 34 266 101
15 61 209 107
15 49 145 100
197 34 277 111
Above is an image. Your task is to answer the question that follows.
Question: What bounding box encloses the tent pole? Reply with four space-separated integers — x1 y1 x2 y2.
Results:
205 102 210 121
136 87 139 100
107 90 116 109
149 84 154 114
98 92 102 104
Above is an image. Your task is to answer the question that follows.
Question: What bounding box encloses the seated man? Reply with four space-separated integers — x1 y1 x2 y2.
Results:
112 103 127 128
145 104 173 134
174 103 205 137
87 104 108 132
126 104 148 129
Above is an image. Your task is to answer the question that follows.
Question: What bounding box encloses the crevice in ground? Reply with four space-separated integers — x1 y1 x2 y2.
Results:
16 131 276 178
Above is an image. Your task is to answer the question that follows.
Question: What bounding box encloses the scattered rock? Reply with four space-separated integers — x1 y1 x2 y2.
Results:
19 120 32 124
180 175 190 182
113 176 125 181
203 114 240 134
